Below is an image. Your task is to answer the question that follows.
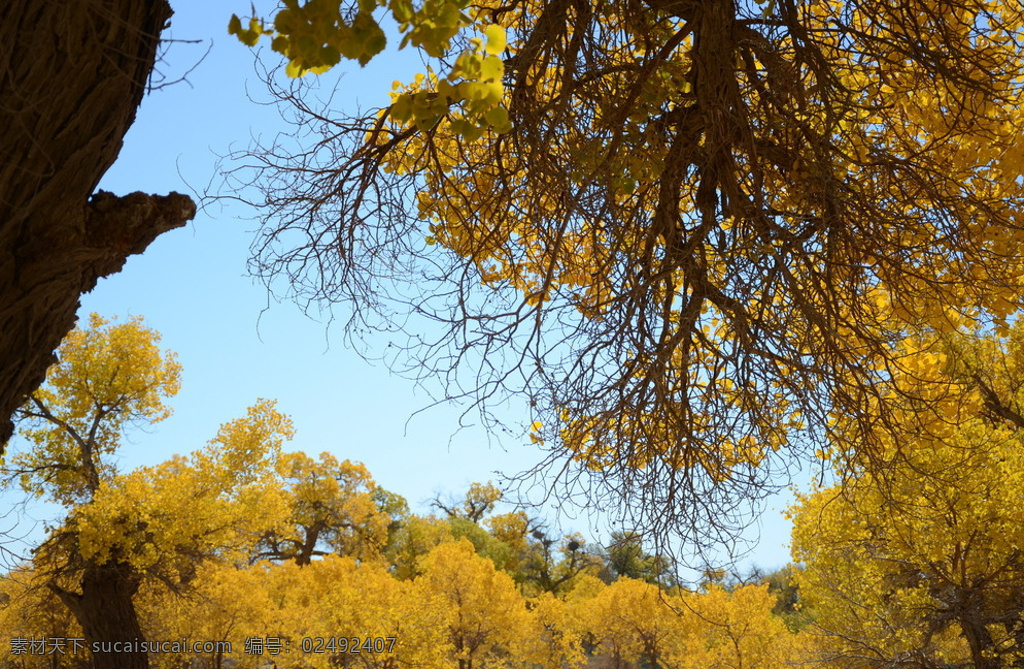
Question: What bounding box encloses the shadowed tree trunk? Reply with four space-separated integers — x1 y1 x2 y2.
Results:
0 0 196 449
51 560 147 669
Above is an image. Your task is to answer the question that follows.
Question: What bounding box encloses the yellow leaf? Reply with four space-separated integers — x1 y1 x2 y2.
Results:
483 25 506 56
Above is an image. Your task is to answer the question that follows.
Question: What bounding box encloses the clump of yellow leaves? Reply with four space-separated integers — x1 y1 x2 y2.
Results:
791 323 1024 669
64 398 294 578
387 24 510 137
570 576 804 669
417 538 531 668
260 451 392 564
9 314 180 506
233 0 1024 562
50 313 182 418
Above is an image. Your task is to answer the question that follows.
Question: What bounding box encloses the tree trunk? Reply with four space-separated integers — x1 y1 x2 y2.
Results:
0 0 196 449
51 561 148 669
959 610 999 669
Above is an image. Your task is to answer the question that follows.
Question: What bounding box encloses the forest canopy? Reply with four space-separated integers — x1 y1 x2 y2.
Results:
1 315 808 669
228 0 1024 555
8 315 1024 669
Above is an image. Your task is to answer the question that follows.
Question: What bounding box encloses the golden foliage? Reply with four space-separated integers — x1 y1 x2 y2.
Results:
230 0 1024 550
9 313 180 505
417 538 531 668
256 451 391 565
791 328 1024 669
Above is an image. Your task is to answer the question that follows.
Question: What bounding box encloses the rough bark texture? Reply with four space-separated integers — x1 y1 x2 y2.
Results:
51 561 147 669
0 0 196 450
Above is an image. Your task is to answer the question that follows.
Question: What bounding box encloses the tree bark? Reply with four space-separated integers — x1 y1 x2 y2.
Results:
0 0 196 449
51 561 148 669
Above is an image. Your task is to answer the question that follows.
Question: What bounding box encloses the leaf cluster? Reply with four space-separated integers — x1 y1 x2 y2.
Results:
227 0 1024 559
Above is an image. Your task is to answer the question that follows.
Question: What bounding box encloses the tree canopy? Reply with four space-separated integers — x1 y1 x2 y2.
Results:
20 312 1024 669
790 323 1024 669
2 316 294 669
230 0 1024 555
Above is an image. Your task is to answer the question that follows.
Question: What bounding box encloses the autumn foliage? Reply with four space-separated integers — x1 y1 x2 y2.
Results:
1 316 809 669
9 314 1024 669
7 0 1024 665
223 0 1024 557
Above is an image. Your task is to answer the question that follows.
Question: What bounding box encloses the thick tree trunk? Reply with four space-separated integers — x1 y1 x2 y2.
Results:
51 561 148 669
0 1 196 449
960 611 1000 669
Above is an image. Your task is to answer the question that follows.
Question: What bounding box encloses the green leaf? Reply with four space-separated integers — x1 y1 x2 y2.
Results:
414 114 441 131
351 12 387 66
243 18 264 47
391 94 413 122
463 81 486 102
274 8 296 33
297 34 319 56
484 106 510 131
449 119 473 138
391 0 414 24
439 3 463 28
481 80 504 104
271 35 291 56
363 29 387 62
436 79 455 100
320 44 342 67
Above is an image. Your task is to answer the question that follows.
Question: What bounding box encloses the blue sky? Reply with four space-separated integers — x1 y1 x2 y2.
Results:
4 0 795 576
